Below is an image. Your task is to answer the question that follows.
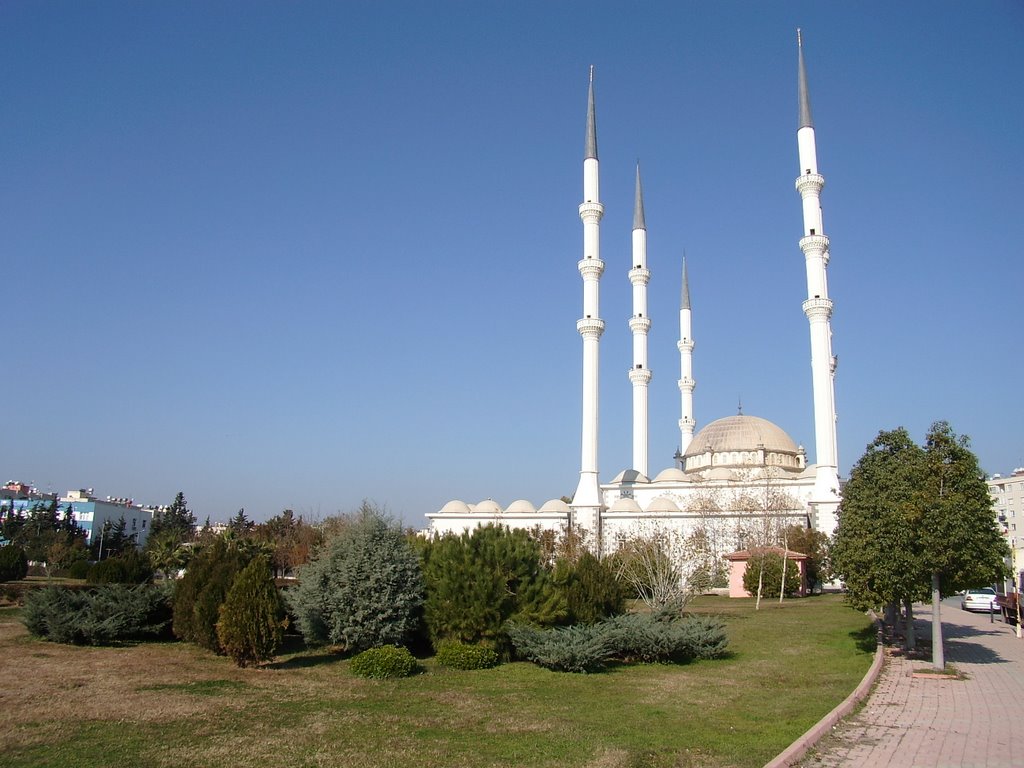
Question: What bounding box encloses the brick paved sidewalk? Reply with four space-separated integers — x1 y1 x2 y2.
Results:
799 598 1024 768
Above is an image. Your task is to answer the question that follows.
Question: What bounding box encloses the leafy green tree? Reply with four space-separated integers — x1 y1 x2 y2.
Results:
287 502 424 653
919 422 1009 668
832 423 1009 668
831 428 927 614
782 524 831 592
216 555 285 667
420 524 565 652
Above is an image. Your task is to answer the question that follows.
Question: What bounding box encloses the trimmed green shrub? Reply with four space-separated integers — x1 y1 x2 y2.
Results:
216 555 286 667
22 584 171 645
553 551 627 625
68 559 92 580
420 525 565 653
0 544 29 582
349 645 417 679
434 641 499 670
288 504 424 653
86 548 153 584
742 551 801 599
506 622 614 673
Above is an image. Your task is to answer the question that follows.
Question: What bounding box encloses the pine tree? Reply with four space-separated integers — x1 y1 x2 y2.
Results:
149 492 196 547
216 555 285 667
421 524 566 651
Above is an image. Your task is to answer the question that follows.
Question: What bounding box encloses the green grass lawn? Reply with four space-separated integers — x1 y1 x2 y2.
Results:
0 594 873 768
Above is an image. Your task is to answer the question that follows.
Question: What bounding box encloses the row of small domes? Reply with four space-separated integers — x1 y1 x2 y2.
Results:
437 496 692 515
438 498 572 516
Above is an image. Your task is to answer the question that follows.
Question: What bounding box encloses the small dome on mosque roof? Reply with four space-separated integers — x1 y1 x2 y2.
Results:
474 499 502 515
652 467 688 483
538 499 571 514
609 469 650 484
646 496 681 513
685 415 799 458
505 499 536 514
608 497 643 513
440 500 471 514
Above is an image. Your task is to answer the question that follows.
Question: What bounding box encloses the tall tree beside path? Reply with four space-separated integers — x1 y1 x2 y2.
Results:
832 423 1008 670
919 421 1009 669
832 428 927 614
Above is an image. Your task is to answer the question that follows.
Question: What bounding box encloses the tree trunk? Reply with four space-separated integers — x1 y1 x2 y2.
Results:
931 572 944 671
904 599 916 651
885 601 898 632
755 560 764 611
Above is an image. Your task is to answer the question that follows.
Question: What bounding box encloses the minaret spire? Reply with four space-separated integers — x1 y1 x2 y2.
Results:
628 162 652 477
797 28 814 130
572 67 606 544
584 66 598 161
677 255 696 457
794 30 840 533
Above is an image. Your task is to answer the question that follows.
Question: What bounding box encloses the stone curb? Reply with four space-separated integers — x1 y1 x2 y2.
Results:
763 617 886 768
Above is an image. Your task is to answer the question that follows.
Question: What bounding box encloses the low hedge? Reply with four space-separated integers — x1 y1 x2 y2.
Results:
350 645 417 679
434 641 500 670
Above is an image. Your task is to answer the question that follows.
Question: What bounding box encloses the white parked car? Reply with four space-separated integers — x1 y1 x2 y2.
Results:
961 587 998 612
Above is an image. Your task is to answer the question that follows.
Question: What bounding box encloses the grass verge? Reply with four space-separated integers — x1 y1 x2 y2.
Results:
0 594 872 768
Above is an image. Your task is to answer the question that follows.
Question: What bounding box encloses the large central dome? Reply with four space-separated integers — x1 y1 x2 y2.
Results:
682 415 804 472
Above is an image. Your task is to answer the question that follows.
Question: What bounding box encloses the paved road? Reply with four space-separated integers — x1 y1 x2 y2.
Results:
800 598 1024 768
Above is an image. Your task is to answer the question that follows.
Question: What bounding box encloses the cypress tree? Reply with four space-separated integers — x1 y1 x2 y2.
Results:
217 555 285 667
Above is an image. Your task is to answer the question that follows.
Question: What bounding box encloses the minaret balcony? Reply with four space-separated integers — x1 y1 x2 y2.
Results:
795 173 825 197
678 376 695 393
577 317 606 338
578 201 605 222
677 339 695 353
628 267 650 285
628 316 651 334
802 297 833 319
578 258 605 278
628 368 652 385
799 234 830 255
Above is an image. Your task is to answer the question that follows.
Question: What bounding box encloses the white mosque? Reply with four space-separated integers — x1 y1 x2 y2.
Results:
427 32 841 561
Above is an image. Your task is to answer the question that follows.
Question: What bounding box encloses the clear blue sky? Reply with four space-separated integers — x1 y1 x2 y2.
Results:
3 1 1022 525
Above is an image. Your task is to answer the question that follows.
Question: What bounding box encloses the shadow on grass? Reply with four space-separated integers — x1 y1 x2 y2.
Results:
267 652 346 670
850 625 877 654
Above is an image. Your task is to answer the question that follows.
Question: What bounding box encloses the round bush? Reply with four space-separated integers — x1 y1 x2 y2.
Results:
68 559 92 580
349 645 417 679
435 641 499 670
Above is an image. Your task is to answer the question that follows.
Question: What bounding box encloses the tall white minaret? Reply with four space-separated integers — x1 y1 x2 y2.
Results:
572 67 605 538
677 257 696 457
628 164 652 477
795 30 840 530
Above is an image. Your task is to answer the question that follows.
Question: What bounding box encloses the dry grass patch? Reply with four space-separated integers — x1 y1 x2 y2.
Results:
0 595 873 768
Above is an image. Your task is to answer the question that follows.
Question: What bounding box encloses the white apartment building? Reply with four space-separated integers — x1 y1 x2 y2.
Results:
989 469 1024 589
